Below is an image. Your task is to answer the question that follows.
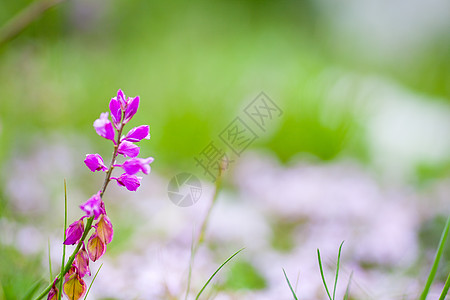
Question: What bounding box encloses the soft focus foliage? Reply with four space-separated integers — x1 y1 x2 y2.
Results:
0 0 449 299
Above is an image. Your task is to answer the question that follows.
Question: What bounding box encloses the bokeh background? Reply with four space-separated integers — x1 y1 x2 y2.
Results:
0 0 449 299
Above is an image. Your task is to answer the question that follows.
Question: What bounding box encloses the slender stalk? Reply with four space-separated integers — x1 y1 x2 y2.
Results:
343 272 353 300
48 239 53 283
84 264 103 300
57 180 68 300
33 113 126 300
420 216 450 300
184 166 223 299
283 268 299 300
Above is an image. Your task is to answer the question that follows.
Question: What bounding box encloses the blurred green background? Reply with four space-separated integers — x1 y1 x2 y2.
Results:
0 0 449 299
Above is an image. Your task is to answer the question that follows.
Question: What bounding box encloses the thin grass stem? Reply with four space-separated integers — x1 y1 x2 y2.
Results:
283 268 299 300
84 264 103 300
343 272 353 300
317 249 332 300
48 239 53 283
420 216 450 300
333 241 344 300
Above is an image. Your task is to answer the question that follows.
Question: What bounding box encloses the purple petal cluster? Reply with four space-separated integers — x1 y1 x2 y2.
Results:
84 89 153 192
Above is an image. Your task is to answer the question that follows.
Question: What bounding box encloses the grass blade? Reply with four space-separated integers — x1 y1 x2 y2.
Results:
317 249 332 300
282 268 299 300
438 271 450 300
48 239 53 282
184 230 196 300
343 272 353 300
58 180 68 300
84 263 103 300
333 241 344 300
195 248 244 300
420 216 450 300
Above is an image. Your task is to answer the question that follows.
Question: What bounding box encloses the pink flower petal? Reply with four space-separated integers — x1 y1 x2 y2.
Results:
117 141 140 158
109 97 122 128
93 113 115 142
63 218 84 245
124 125 150 143
80 191 104 219
123 96 139 124
117 89 127 110
121 157 154 175
113 173 142 191
84 154 107 172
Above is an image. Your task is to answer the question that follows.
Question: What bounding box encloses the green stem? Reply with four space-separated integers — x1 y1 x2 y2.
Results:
184 166 223 299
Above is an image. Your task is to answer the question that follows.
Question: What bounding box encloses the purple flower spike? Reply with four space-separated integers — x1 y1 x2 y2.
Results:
124 125 150 142
93 113 115 142
117 141 140 158
121 157 154 175
123 96 139 124
109 97 122 128
80 191 104 219
84 154 108 172
63 218 85 245
112 173 142 191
